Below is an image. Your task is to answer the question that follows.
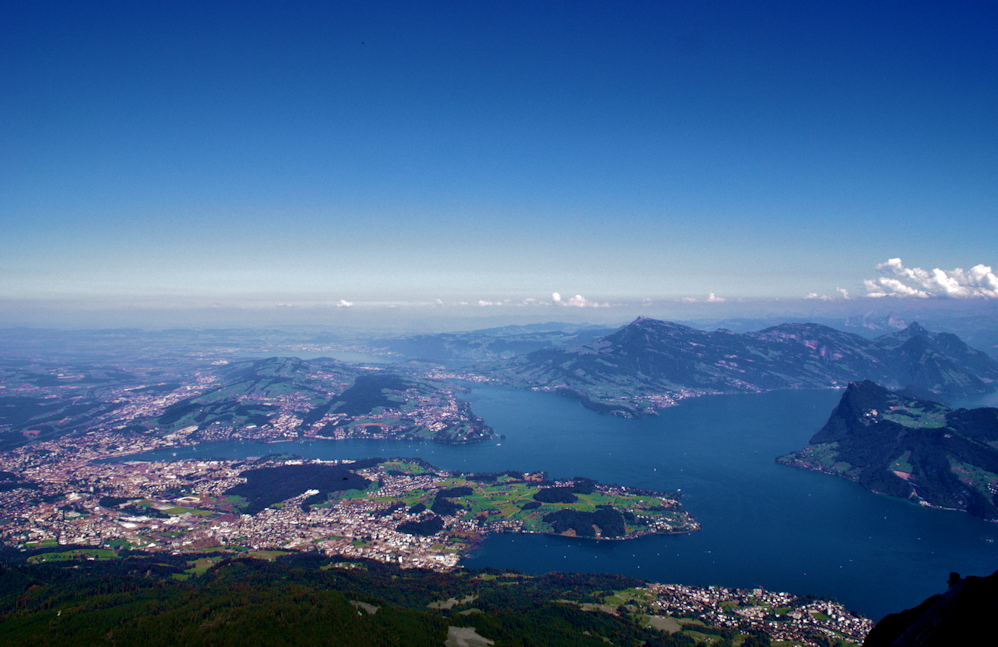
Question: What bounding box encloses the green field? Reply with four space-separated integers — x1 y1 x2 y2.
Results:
880 403 948 428
28 548 118 563
390 470 696 538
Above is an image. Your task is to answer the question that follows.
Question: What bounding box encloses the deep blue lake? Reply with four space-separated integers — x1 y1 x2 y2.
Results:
131 386 998 621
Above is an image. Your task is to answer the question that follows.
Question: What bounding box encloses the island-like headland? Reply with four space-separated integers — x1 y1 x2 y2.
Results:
778 380 998 520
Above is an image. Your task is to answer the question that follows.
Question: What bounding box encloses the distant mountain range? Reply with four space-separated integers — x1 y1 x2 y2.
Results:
778 380 998 520
473 317 998 417
377 323 615 363
150 357 494 444
0 356 494 451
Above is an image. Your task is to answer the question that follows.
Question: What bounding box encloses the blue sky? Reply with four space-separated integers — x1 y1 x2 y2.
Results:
2 1 997 326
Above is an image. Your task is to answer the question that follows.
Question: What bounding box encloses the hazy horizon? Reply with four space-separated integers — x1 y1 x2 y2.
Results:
3 2 997 329
3 293 996 333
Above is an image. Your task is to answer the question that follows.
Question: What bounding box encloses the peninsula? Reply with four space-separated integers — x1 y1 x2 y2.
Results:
778 380 998 519
0 453 697 570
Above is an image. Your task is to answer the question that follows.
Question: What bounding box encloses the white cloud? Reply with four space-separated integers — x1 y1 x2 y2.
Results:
550 293 608 307
864 258 998 299
678 293 727 304
449 294 599 307
561 294 610 308
336 299 353 307
836 287 851 299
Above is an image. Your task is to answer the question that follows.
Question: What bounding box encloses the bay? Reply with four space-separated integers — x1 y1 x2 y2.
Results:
129 386 998 621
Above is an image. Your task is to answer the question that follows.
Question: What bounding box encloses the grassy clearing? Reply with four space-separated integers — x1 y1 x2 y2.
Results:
185 556 222 576
881 404 947 428
948 457 998 490
107 538 134 548
336 489 370 500
163 506 215 516
28 548 117 563
646 616 682 633
889 451 913 473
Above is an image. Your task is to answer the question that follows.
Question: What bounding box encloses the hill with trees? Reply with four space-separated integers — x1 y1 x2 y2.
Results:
778 380 998 519
475 318 998 417
0 552 871 646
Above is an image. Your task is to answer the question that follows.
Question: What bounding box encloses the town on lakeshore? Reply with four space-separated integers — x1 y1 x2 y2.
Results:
639 583 873 645
0 341 879 644
0 447 699 570
0 435 874 647
1 352 697 568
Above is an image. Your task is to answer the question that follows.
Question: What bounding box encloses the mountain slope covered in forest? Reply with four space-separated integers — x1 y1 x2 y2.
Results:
779 380 998 519
475 318 998 417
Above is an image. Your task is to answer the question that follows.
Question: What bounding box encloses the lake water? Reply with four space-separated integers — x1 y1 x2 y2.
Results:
129 386 998 621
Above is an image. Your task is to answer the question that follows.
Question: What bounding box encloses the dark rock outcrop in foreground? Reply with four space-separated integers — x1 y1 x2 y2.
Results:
865 570 998 646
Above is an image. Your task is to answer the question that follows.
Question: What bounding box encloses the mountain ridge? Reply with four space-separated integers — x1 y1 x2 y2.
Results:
472 317 998 417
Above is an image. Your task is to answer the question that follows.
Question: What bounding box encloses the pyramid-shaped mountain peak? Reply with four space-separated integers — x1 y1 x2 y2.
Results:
902 321 929 335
